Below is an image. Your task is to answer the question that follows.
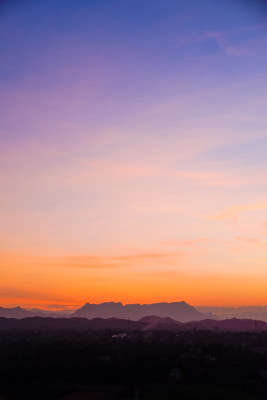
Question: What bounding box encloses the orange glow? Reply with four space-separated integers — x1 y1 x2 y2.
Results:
1 1 267 310
2 250 267 309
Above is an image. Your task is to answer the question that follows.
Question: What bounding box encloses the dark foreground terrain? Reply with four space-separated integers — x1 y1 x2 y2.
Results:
2 327 267 399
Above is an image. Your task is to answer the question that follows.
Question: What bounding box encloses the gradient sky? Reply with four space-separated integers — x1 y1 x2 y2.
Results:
1 0 267 309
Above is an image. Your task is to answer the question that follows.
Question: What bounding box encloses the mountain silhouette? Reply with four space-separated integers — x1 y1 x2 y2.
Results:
0 306 35 319
0 316 146 330
139 315 182 330
197 306 267 322
182 318 267 331
0 316 266 331
70 301 210 322
0 306 72 319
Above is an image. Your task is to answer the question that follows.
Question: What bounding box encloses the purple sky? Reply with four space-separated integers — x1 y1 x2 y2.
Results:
1 0 267 307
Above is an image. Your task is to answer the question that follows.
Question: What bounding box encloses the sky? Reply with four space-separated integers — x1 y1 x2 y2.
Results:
0 0 267 309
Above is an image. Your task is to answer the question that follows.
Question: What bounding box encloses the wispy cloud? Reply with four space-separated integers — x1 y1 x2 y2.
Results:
162 238 208 247
177 25 264 56
235 236 267 246
204 30 248 56
1 252 182 270
54 252 181 269
46 304 79 309
205 201 267 221
0 287 67 302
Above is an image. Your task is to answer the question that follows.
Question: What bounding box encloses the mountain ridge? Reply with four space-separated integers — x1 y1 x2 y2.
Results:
0 302 213 322
197 306 267 322
69 301 212 322
0 316 266 332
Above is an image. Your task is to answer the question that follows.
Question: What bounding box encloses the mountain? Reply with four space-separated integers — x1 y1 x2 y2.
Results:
140 316 267 332
27 308 67 317
0 302 211 322
70 301 211 322
197 306 267 322
0 317 146 331
0 306 67 318
0 316 267 332
142 317 267 332
140 315 182 330
183 318 267 331
0 306 35 319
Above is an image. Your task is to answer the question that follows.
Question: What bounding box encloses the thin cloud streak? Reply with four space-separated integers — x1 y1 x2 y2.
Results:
162 238 209 247
235 236 267 246
1 251 183 270
52 252 184 269
204 201 267 221
0 287 68 302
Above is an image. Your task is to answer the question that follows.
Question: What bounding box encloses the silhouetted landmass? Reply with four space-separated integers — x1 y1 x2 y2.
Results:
184 318 267 331
0 317 146 331
142 316 267 332
140 315 183 331
0 301 210 321
198 306 267 322
0 316 267 331
1 327 267 399
8 302 267 322
0 306 35 319
0 307 68 319
70 301 211 322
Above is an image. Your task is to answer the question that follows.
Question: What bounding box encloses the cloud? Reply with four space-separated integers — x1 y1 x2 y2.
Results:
46 304 79 309
135 205 180 214
235 236 267 246
54 252 181 269
204 30 248 56
177 25 264 57
0 287 67 302
0 252 183 270
173 170 224 183
132 269 184 278
162 238 208 247
205 201 267 221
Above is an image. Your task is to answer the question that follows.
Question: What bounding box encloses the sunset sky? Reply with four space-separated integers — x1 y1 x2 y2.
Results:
1 0 267 309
